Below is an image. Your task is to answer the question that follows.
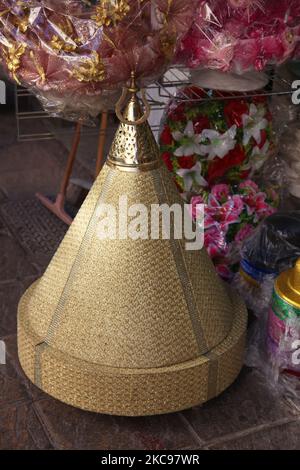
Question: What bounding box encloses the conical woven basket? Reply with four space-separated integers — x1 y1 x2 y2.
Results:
18 87 247 416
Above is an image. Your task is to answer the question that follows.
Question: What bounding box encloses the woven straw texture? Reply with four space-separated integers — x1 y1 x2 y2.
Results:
18 162 247 416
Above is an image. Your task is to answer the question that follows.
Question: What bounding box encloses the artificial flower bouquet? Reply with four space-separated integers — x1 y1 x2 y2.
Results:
0 0 197 120
190 181 279 281
159 85 278 279
160 86 274 194
176 0 300 73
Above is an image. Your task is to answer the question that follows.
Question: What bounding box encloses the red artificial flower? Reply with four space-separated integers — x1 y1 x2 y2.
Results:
177 155 196 169
239 169 251 180
224 100 249 127
207 145 246 185
168 103 186 122
252 95 268 106
193 115 210 134
258 129 267 148
160 125 173 146
161 151 173 171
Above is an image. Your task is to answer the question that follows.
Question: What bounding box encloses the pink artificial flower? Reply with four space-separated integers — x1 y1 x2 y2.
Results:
234 224 254 243
205 194 244 231
215 263 233 281
205 33 237 71
232 38 263 72
239 179 259 194
242 190 275 221
190 195 205 219
211 184 230 202
204 226 228 259
255 193 277 219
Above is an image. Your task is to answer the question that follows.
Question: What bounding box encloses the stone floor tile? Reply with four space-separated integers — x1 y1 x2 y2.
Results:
0 140 66 200
0 336 31 406
0 401 52 449
208 420 300 450
181 367 296 444
0 230 38 283
34 399 201 450
0 282 22 336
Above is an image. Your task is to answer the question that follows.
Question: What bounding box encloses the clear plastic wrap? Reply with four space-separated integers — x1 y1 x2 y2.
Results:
0 1 197 120
244 258 300 409
176 0 300 73
234 211 300 314
159 85 280 280
189 180 279 281
159 86 276 193
279 122 300 200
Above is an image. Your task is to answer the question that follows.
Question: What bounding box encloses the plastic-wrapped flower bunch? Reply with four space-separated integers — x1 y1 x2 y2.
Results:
176 0 300 73
160 87 275 192
0 0 197 120
190 180 279 281
159 86 279 280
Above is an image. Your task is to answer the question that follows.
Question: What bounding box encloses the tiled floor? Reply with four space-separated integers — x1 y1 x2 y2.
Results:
0 110 299 450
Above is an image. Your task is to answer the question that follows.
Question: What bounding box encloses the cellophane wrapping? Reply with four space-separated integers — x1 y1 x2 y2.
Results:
176 0 300 73
0 0 197 120
234 211 300 315
234 213 300 406
159 85 281 281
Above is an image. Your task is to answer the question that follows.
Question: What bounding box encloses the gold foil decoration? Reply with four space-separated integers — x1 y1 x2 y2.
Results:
159 28 176 61
2 41 27 84
92 0 131 27
14 11 30 33
72 51 105 82
30 51 46 84
50 35 77 53
50 19 81 53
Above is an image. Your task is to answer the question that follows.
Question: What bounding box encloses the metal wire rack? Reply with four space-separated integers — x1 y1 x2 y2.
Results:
156 66 295 102
15 66 295 142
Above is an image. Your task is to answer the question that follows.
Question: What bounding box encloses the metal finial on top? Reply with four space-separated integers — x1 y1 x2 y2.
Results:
115 72 151 126
107 71 160 172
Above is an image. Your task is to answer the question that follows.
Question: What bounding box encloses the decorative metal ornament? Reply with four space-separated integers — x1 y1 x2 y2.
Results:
18 78 247 416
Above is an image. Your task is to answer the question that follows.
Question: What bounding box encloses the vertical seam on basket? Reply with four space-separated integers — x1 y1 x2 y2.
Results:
151 168 208 354
205 351 219 400
34 168 116 372
34 342 47 387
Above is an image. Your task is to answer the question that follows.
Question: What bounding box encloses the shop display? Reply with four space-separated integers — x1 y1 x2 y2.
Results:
234 211 300 314
0 0 197 120
17 81 247 416
160 86 275 194
176 0 300 74
190 180 278 280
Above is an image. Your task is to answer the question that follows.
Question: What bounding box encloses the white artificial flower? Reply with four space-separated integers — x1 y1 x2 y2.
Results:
199 125 237 160
242 140 270 176
242 103 268 146
172 121 204 157
176 162 208 192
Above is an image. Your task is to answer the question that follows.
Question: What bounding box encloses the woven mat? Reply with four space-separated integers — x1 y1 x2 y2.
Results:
0 198 68 259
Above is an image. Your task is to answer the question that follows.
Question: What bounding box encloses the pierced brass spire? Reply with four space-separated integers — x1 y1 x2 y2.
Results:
107 72 161 172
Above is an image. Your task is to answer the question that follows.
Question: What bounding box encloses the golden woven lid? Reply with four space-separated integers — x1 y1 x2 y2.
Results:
275 258 300 308
17 78 247 415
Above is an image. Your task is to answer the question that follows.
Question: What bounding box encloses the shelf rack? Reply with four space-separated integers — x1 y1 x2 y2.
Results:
15 66 296 142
